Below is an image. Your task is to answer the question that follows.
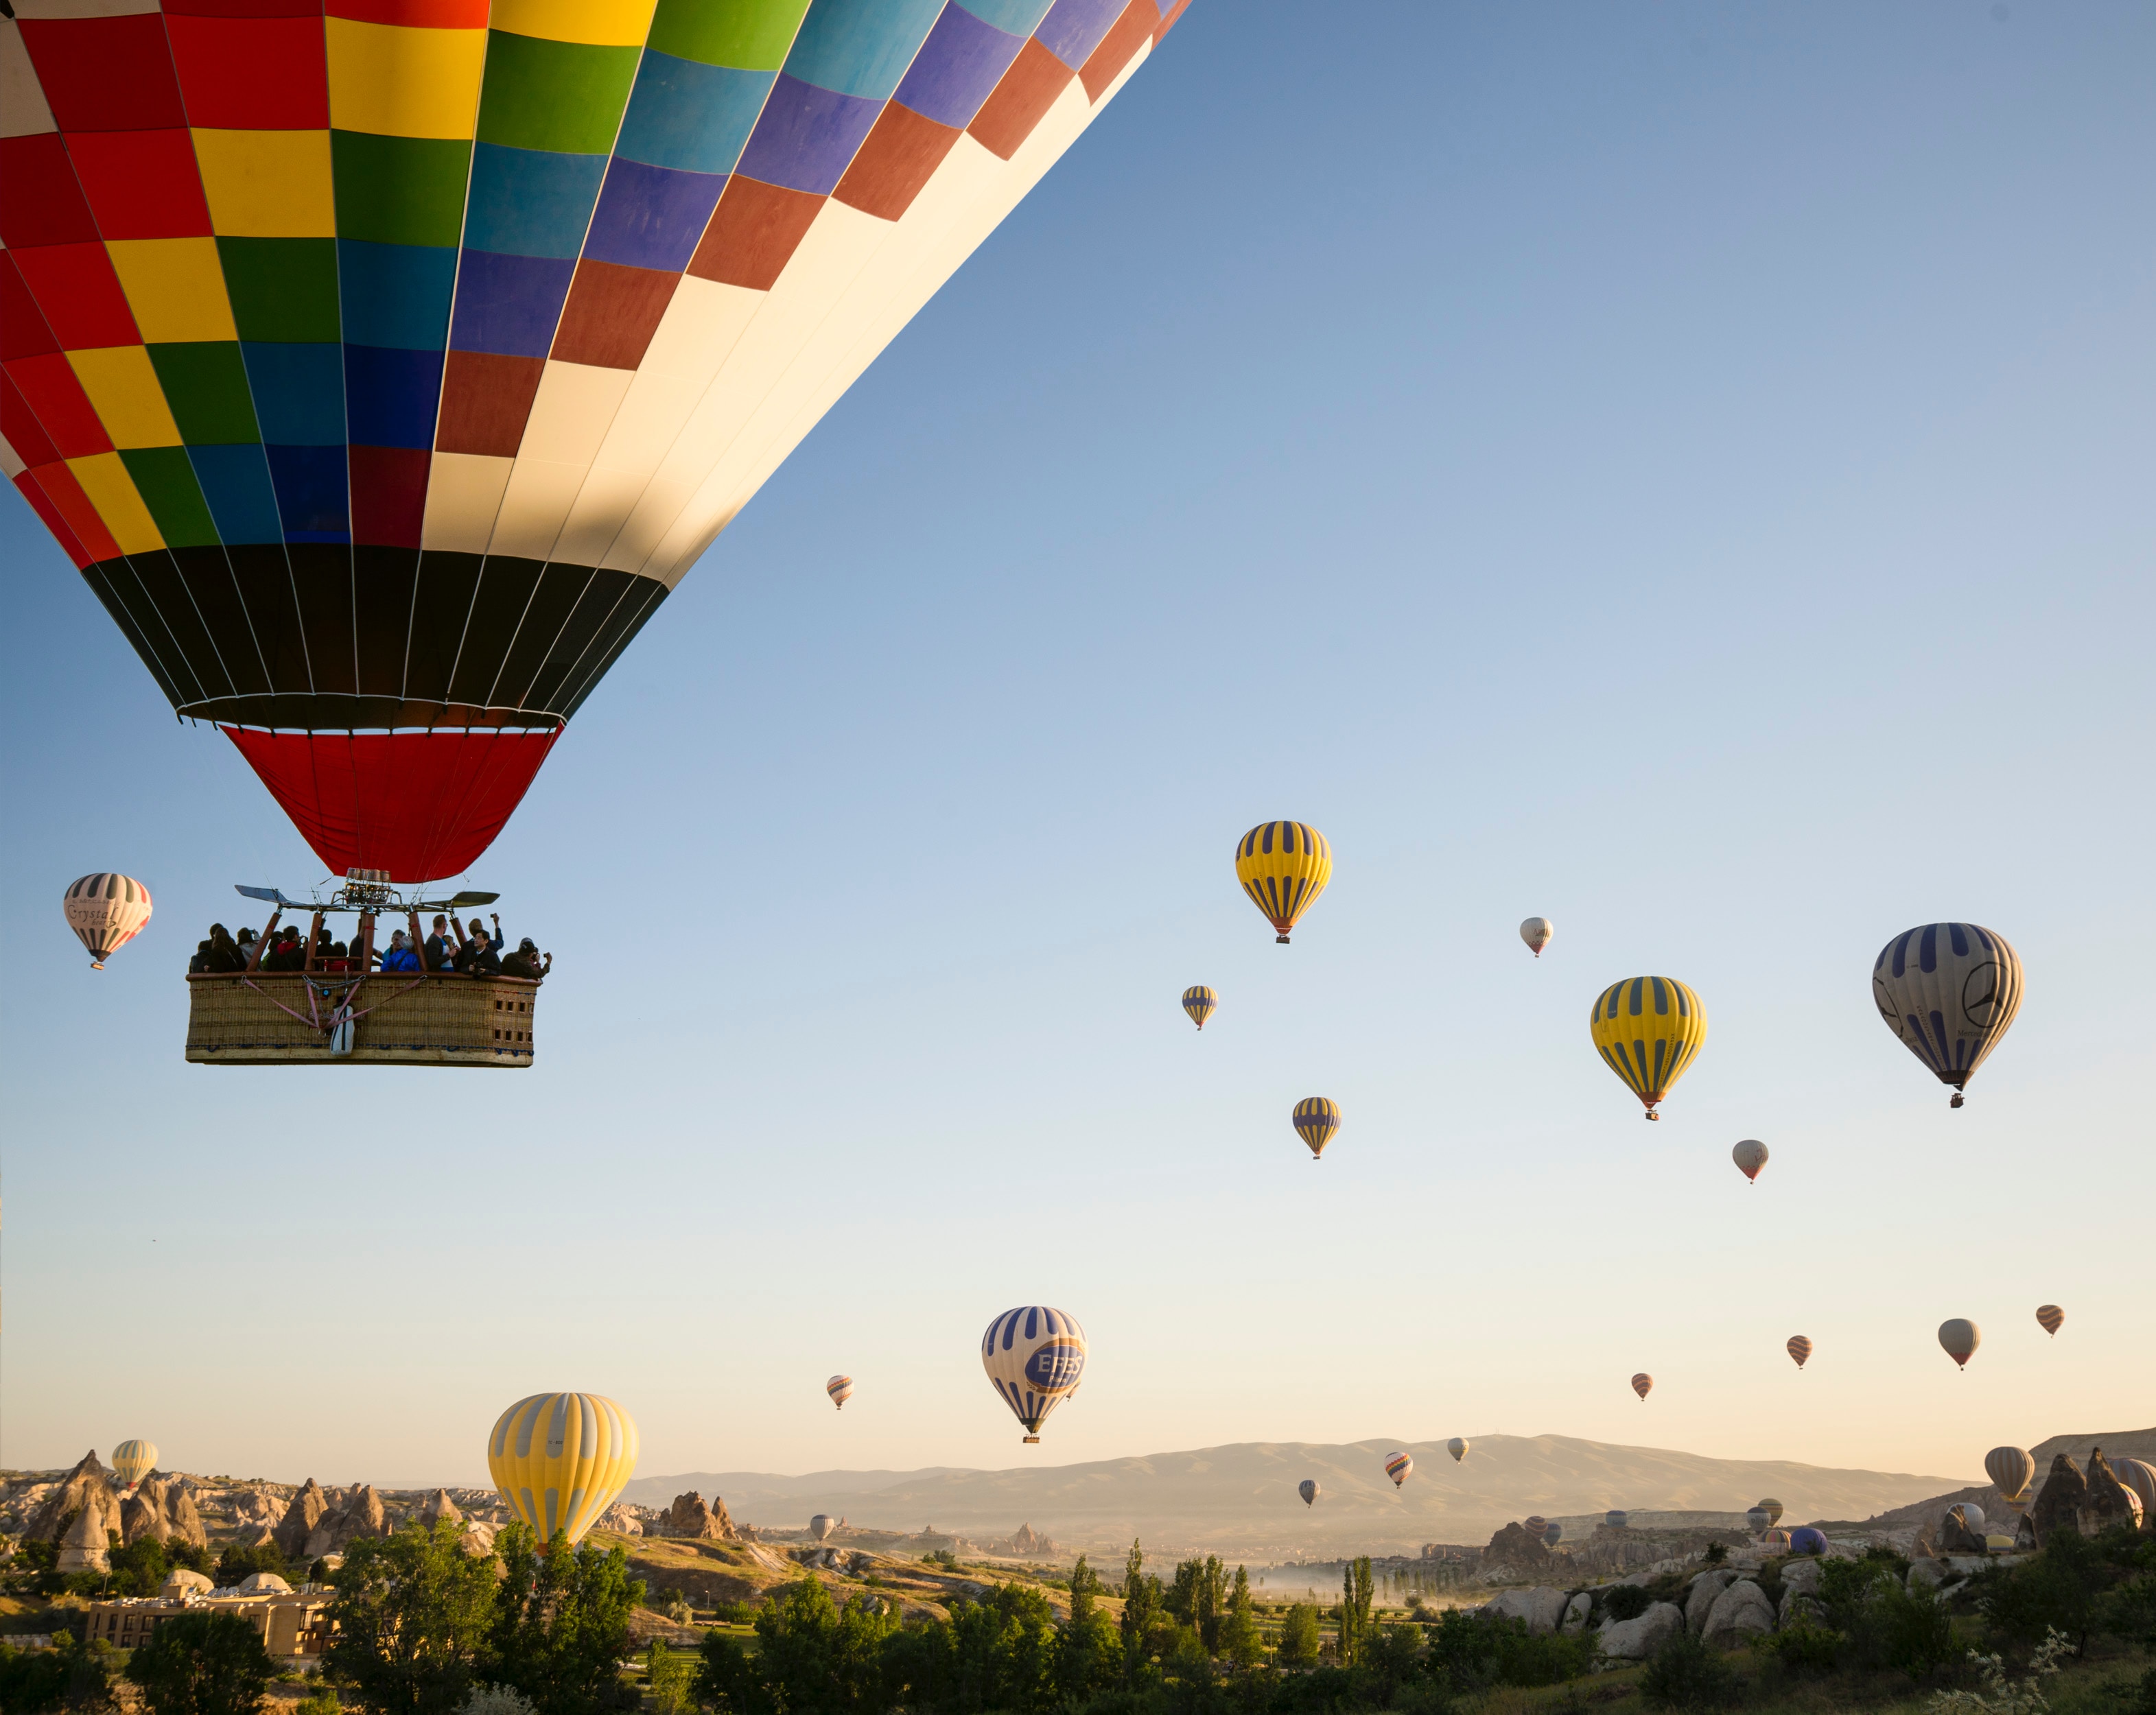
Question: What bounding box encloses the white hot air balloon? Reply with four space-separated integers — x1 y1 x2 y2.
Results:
810 1514 835 1541
1520 917 1554 958
111 1440 159 1495
981 1306 1086 1444
1984 1447 2035 1506
1872 923 2024 1107
1938 1319 1981 1369
1733 1139 1769 1183
1447 1438 1470 1463
826 1375 854 1411
64 874 152 969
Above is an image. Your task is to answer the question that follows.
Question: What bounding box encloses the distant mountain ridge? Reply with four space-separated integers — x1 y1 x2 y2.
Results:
622 1434 1965 1558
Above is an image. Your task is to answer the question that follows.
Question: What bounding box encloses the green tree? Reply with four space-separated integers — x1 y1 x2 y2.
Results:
1055 1558 1121 1703
1117 1539 1163 1686
1337 1557 1374 1668
1276 1603 1322 1669
325 1520 501 1715
644 1644 694 1715
699 1577 892 1715
107 1534 172 1598
0 1633 118 1714
487 1525 643 1715
1217 1565 1265 1668
127 1611 274 1715
213 1541 290 1589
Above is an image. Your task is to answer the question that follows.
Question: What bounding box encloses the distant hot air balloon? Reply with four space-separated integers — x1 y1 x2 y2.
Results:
810 1514 835 1541
1590 978 1707 1120
1299 1480 1320 1508
1938 1319 1981 1369
3 3 1190 886
827 1375 854 1411
2035 1304 2063 1338
1984 1447 2035 1505
1872 924 2024 1108
1757 1499 1785 1526
64 875 152 970
981 1306 1086 1445
1786 1336 1813 1370
1746 1506 1771 1535
110 1440 159 1495
1733 1139 1769 1183
1235 823 1333 944
1448 1438 1470 1463
1762 1527 1792 1554
1787 1526 1827 1556
1383 1451 1414 1489
1630 1373 1653 1401
2113 1459 2156 1524
1543 1522 1563 1548
1520 917 1553 958
1523 1515 1547 1539
487 1393 638 1546
1293 1098 1341 1161
1182 986 1219 1031
1604 1510 1629 1530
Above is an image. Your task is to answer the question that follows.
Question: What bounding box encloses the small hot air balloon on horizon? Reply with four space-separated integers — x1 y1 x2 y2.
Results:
1733 1139 1769 1183
111 1440 159 1495
810 1514 835 1541
1631 1373 1654 1401
1384 1451 1414 1489
1591 978 1707 1120
1746 1506 1771 1535
1939 1319 1981 1369
1786 1336 1814 1371
1293 1098 1341 1161
487 1393 638 1546
1605 1509 1629 1529
1235 823 1333 944
1448 1438 1470 1463
65 875 152 970
982 1306 1086 1445
1763 1526 1792 1554
1182 987 1219 1031
1520 917 1554 958
1299 1480 1320 1507
1872 923 2024 1108
1757 1499 1785 1526
1543 1522 1564 1548
826 1376 854 1411
1984 1447 2035 1508
2035 1305 2064 1338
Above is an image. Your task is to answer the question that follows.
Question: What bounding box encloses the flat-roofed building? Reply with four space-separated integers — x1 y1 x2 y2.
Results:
83 1573 335 1659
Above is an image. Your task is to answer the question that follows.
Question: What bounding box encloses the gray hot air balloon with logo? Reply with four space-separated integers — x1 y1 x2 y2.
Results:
1873 923 2024 1107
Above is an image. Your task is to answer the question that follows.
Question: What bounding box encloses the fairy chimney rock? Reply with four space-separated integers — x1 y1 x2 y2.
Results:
276 1480 332 1560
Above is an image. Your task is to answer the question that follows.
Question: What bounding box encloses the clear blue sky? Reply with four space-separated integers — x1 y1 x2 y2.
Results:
5 3 2151 1496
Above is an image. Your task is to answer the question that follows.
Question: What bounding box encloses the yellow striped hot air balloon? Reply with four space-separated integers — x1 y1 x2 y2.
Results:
1182 986 1218 1030
1590 977 1707 1120
1292 1097 1341 1160
111 1440 159 1494
1235 823 1331 944
487 1393 637 1546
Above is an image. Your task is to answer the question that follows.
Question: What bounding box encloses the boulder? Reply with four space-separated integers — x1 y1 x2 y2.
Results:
1702 1581 1777 1647
1484 1587 1571 1635
1779 1593 1824 1629
1561 1592 1591 1635
27 1452 120 1546
237 1572 292 1595
1908 1559 1951 1592
275 1480 333 1560
1685 1569 1736 1633
2028 1456 2087 1547
1779 1559 1822 1599
1938 1506 1987 1555
161 1569 213 1598
56 1502 111 1573
419 1489 463 1527
1597 1600 1684 1661
2083 1452 2140 1535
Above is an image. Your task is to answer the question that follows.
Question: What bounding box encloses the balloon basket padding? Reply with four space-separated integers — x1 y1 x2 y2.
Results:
1950 1093 1965 1108
1276 935 1290 944
184 970 541 1066
1022 1436 1040 1444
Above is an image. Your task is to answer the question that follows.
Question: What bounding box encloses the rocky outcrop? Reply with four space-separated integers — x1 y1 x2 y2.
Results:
1484 1586 1571 1635
2084 1452 2139 1534
162 1570 213 1598
1779 1559 1822 1600
1702 1581 1776 1647
1685 1569 1735 1633
57 1502 111 1573
1597 1600 1683 1659
651 1492 737 1541
1779 1593 1824 1629
275 1480 333 1560
1561 1592 1591 1635
1938 1504 1987 1554
419 1489 463 1527
2028 1456 2088 1546
1008 1524 1058 1557
306 1485 388 1558
27 1452 119 1544
1479 1522 1554 1576
123 1481 173 1546
595 1502 644 1537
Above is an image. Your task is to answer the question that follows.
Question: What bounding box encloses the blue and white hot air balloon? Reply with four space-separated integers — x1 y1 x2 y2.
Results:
981 1306 1087 1445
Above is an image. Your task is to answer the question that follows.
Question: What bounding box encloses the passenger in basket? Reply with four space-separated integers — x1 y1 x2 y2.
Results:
189 938 213 973
424 914 457 972
235 927 257 966
263 927 307 971
206 923 246 973
458 922 503 976
379 930 422 973
500 937 551 980
323 940 352 973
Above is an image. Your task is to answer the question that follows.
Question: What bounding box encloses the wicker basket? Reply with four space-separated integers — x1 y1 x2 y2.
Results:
187 971 540 1067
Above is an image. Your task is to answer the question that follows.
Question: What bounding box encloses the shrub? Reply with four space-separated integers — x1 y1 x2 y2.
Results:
708 1600 755 1625
1925 1627 2072 1715
459 1687 539 1715
1490 1624 1596 1688
1602 1585 1653 1622
1276 1605 1322 1668
1640 1625 1740 1711
128 1611 273 1715
1756 1618 1844 1676
1876 1582 1961 1681
1703 1544 1729 1567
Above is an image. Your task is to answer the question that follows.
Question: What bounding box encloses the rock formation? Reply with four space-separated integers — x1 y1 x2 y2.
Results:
2028 1455 2088 1546
1779 1559 1822 1600
56 1502 111 1573
1684 1570 1735 1633
1009 1524 1057 1557
596 1502 644 1537
1597 1600 1683 1660
1937 1504 1987 1554
419 1489 464 1527
27 1452 119 1544
162 1569 213 1598
1479 1521 1554 1576
1483 1586 1571 1635
122 1481 172 1546
651 1492 738 1541
1702 1581 1777 1647
306 1485 388 1559
275 1480 333 1560
2083 1451 2140 1534
1560 1592 1591 1634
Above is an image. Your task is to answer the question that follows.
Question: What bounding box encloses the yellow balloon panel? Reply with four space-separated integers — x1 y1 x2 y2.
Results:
1589 976 1707 1114
487 1393 638 1546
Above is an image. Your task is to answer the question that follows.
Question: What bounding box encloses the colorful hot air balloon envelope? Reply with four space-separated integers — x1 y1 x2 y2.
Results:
1872 924 2024 1108
1298 1480 1319 1507
1520 917 1553 958
1787 1526 1827 1556
1448 1438 1469 1463
487 1393 638 1546
1523 1515 1547 1538
982 1306 1086 1444
2035 1304 2064 1337
110 1440 159 1494
1762 1527 1792 1554
1757 1499 1784 1526
64 875 152 970
2 3 1190 884
1938 1318 1981 1369
810 1514 835 1541
1590 978 1707 1120
1630 1373 1653 1401
1733 1139 1768 1183
1235 823 1332 944
1383 1451 1414 1488
1786 1336 1813 1370
1182 986 1218 1030
1746 1506 1770 1534
2113 1459 2156 1524
826 1375 854 1410
1604 1510 1629 1529
1984 1446 2035 1504
1293 1097 1341 1160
